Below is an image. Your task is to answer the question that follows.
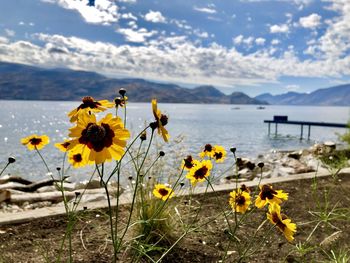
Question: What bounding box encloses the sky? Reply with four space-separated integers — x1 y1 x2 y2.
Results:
0 0 350 96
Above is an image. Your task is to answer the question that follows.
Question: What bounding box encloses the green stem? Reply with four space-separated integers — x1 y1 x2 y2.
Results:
0 163 10 177
35 147 51 174
116 129 155 253
97 164 117 262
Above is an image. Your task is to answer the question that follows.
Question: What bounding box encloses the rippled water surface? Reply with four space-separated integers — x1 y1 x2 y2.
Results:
0 100 349 181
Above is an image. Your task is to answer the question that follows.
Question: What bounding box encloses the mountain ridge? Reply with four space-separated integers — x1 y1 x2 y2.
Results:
0 61 267 105
255 85 350 106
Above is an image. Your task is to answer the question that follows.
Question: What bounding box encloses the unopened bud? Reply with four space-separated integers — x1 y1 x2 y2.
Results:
140 131 147 141
8 156 16 164
258 162 264 168
119 88 126 97
159 151 165 157
230 147 236 154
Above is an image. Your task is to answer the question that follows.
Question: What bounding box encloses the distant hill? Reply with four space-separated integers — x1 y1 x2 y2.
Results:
255 85 350 106
230 92 267 105
0 61 266 105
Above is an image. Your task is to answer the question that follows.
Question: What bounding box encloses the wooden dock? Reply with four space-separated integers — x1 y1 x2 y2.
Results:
264 116 348 140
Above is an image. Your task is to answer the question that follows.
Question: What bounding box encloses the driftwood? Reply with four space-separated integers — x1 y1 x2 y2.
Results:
0 190 11 203
0 177 69 193
0 175 124 205
8 188 120 204
9 191 76 204
0 175 33 185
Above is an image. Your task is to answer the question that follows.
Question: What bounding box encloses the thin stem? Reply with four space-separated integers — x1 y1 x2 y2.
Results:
123 99 127 128
97 164 117 262
35 147 51 174
107 126 150 181
116 129 155 252
0 163 10 177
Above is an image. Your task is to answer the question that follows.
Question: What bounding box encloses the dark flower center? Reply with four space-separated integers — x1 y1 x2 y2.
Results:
213 152 223 160
79 123 115 152
194 166 208 180
204 144 212 152
158 188 169 196
160 114 168 126
260 185 277 200
114 96 125 107
272 212 286 231
86 124 106 143
62 142 70 149
29 138 42 145
184 155 194 169
78 96 101 110
73 153 82 163
236 194 246 206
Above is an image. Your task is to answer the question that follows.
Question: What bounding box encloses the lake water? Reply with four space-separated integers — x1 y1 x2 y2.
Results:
0 100 349 182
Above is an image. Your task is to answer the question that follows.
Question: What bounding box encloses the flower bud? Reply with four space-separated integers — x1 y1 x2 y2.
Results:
140 131 147 141
159 151 165 157
8 156 16 164
258 162 264 168
119 88 126 97
230 147 236 154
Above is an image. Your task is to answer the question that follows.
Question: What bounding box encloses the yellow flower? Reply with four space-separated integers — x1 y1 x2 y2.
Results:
55 140 72 152
181 155 199 170
267 203 297 242
68 112 130 164
229 189 251 214
186 160 213 185
153 184 174 201
212 145 227 163
21 135 50 150
199 144 213 158
68 151 90 168
255 185 288 209
151 99 169 142
68 96 114 122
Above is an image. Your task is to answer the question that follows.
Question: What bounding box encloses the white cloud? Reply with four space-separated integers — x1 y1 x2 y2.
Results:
270 24 289 33
255 37 266 45
121 12 137 20
304 1 350 59
299 13 321 28
193 29 209 38
127 20 138 29
233 35 244 45
271 39 280 45
193 6 217 14
4 29 15 37
2 32 350 90
118 28 157 43
42 0 119 25
0 36 9 44
144 10 166 23
243 36 254 46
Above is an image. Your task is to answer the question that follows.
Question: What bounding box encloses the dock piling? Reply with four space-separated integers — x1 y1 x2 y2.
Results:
264 116 347 139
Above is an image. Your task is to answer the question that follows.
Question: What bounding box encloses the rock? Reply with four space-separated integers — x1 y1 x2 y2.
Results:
324 141 336 153
75 179 101 190
278 166 295 176
288 151 302 160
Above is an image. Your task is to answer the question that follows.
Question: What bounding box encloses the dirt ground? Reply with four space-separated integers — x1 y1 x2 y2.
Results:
0 173 350 263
